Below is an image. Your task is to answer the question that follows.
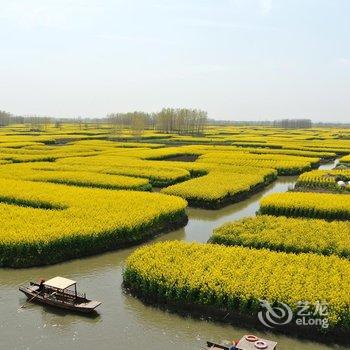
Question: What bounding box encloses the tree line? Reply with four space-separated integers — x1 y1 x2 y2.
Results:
0 108 208 135
107 108 207 135
273 119 312 129
0 111 58 131
0 110 14 127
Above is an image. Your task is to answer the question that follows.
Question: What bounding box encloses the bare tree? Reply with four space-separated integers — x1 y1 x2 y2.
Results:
0 111 12 127
131 114 145 139
155 108 207 135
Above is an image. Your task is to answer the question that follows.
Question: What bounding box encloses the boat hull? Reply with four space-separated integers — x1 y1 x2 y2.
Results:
19 286 101 314
206 342 230 350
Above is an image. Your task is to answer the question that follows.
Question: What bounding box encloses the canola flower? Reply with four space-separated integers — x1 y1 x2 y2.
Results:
161 170 276 208
210 215 350 258
0 178 187 267
0 141 40 148
71 139 164 149
0 163 151 191
123 241 350 330
260 192 350 220
56 149 277 191
197 152 317 175
296 169 350 191
0 153 57 163
0 125 349 277
29 171 151 190
245 147 336 159
0 142 105 162
58 156 191 186
340 155 350 164
1 124 350 153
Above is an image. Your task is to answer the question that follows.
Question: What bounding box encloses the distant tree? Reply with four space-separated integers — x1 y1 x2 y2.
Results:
107 113 124 135
43 117 52 130
274 119 312 129
131 114 146 139
74 117 83 130
155 108 207 135
54 120 62 130
0 110 12 127
27 115 43 131
107 111 152 136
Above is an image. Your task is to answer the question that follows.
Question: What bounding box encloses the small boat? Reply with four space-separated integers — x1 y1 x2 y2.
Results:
206 341 232 350
207 335 277 350
19 276 101 313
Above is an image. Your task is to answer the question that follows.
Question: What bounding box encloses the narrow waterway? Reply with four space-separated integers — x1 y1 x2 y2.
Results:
1 160 345 350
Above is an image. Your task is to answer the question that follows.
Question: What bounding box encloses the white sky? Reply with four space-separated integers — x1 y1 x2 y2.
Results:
0 0 349 122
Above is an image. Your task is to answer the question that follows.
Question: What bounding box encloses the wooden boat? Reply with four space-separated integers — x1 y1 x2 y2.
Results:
19 276 101 314
207 335 277 350
206 341 232 350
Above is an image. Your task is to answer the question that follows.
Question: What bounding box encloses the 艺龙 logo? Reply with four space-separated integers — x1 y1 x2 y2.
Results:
258 299 293 328
258 300 329 329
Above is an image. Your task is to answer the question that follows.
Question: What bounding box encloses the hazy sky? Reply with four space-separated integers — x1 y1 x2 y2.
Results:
0 0 349 122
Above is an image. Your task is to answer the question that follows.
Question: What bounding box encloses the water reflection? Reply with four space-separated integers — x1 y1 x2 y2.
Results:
319 159 339 170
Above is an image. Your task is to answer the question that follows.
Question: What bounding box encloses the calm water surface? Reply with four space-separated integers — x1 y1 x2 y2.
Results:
1 160 347 350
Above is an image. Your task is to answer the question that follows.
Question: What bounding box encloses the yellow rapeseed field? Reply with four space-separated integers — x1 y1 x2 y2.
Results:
0 163 151 190
0 178 187 267
124 241 350 329
260 192 350 220
161 169 276 207
296 169 350 191
58 155 191 186
210 215 350 257
0 124 349 277
197 152 318 175
340 154 350 164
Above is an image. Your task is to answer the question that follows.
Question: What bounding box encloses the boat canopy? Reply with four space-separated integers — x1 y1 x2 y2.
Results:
43 276 76 290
